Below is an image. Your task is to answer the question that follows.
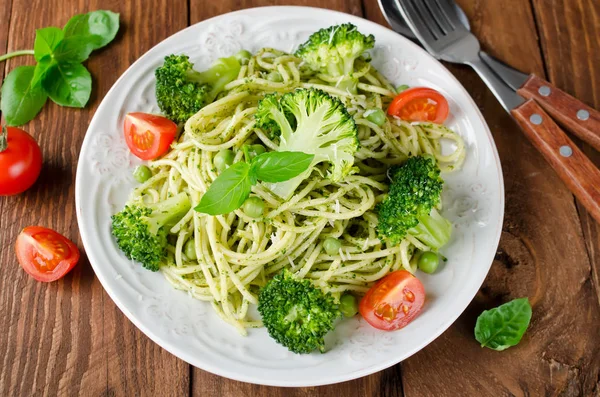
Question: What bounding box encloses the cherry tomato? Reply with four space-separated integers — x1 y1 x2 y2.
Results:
124 112 177 160
0 126 42 196
359 270 425 331
15 226 80 282
387 87 449 124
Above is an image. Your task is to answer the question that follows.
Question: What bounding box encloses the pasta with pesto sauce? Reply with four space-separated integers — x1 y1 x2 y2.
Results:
126 47 465 334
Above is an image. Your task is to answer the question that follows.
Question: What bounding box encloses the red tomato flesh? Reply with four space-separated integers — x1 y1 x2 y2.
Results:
359 270 425 331
0 127 42 196
387 87 449 124
124 112 177 160
16 226 80 282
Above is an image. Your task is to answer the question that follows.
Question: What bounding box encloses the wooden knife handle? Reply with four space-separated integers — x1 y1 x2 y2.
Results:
517 74 600 152
511 99 600 224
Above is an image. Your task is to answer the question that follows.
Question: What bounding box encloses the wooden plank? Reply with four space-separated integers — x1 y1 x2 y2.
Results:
530 0 600 306
529 0 600 394
187 0 404 395
190 366 403 397
189 0 363 21
0 0 189 395
0 0 13 288
395 0 600 396
0 0 12 82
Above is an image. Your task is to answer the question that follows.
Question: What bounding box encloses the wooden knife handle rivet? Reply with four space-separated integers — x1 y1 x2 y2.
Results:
577 109 590 120
538 85 551 96
530 114 543 125
559 145 573 157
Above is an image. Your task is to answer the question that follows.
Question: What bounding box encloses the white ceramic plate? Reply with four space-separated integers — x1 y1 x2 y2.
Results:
75 6 504 387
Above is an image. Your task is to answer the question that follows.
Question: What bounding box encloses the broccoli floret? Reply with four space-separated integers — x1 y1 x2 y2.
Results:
258 270 341 354
295 23 375 93
255 88 359 199
111 192 191 271
377 156 451 250
155 54 241 123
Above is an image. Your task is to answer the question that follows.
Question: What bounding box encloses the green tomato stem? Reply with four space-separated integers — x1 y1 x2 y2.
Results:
0 49 35 63
0 126 7 152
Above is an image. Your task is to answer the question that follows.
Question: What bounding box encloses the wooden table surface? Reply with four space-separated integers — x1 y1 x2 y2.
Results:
1 0 599 395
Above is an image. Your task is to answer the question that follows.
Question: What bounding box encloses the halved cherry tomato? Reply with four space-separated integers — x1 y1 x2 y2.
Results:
124 112 177 160
15 226 80 282
0 126 42 196
359 270 425 331
387 87 449 124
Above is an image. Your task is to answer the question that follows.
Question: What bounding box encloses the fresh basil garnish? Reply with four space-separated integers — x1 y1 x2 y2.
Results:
33 27 64 62
0 66 48 126
474 297 532 351
62 10 120 50
195 151 314 215
252 151 314 183
43 63 92 107
52 36 96 64
0 10 120 125
195 162 253 216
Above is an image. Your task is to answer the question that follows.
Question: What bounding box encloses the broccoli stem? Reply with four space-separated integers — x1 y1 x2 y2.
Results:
408 208 452 251
186 56 241 101
146 192 191 235
335 76 358 94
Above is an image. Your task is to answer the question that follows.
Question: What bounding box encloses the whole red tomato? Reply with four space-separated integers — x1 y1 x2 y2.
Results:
0 126 42 196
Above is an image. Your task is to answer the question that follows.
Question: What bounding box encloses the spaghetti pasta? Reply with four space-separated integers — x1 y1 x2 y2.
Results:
128 48 465 334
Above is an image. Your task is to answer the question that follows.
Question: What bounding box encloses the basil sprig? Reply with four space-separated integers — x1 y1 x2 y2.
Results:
474 297 532 351
195 151 314 215
0 10 119 126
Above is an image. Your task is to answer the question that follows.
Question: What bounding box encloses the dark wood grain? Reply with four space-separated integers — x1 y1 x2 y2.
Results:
518 74 600 152
0 0 189 395
530 0 600 311
511 99 600 224
188 0 363 21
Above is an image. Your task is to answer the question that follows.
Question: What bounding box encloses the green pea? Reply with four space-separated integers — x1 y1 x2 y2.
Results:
396 84 409 93
235 49 252 65
133 165 152 183
365 108 386 126
339 293 358 317
323 237 342 255
267 71 283 82
248 144 266 158
214 149 234 172
243 196 264 218
418 251 439 274
184 239 197 260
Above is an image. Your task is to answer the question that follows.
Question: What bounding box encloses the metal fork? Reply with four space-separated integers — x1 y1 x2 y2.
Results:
395 0 525 112
378 0 528 92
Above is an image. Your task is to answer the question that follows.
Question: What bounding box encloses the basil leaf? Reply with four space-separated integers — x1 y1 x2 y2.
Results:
251 151 314 183
474 298 532 351
31 59 55 88
34 27 64 61
0 66 48 126
53 36 95 63
195 162 252 215
42 63 91 108
63 10 120 50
